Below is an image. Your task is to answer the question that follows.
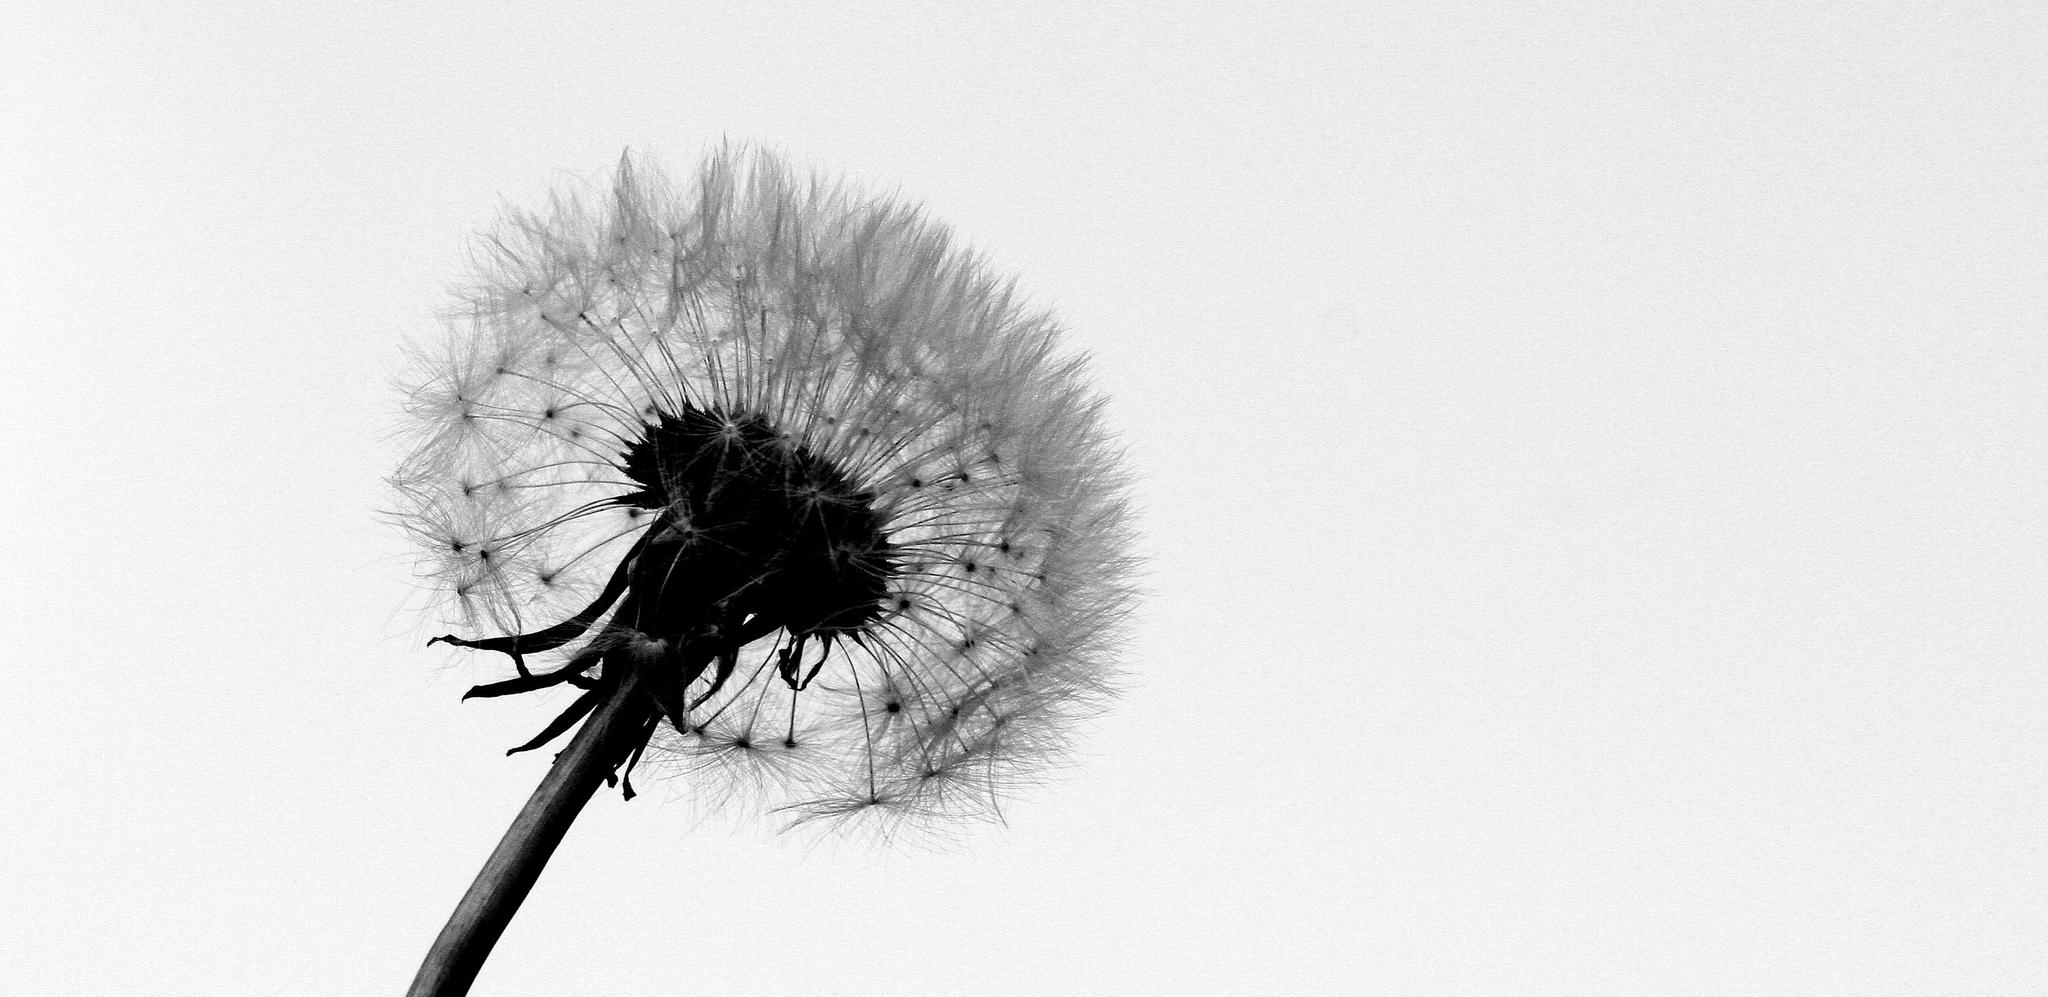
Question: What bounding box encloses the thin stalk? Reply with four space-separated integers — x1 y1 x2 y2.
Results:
409 677 651 997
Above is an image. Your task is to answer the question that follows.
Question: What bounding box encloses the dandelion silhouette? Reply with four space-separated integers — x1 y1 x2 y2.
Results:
392 146 1134 994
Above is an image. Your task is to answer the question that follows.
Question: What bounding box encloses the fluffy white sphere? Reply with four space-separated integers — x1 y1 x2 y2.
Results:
393 147 1136 836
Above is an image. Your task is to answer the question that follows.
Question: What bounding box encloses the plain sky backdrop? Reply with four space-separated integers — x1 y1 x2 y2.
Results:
6 2 2046 994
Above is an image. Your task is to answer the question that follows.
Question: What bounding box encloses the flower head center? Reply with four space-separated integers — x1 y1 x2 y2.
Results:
617 403 894 639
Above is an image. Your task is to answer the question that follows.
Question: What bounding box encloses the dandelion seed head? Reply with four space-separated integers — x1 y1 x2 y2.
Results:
394 145 1135 837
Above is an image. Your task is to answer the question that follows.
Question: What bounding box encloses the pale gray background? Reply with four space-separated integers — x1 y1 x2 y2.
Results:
6 2 2045 994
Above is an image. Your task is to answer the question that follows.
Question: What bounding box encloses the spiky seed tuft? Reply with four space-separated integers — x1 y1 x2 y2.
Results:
394 145 1137 837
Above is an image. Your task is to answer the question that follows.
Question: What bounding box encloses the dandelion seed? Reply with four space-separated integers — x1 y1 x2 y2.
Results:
394 145 1136 994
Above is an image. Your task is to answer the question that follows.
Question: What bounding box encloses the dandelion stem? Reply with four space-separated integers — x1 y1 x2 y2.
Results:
408 676 651 997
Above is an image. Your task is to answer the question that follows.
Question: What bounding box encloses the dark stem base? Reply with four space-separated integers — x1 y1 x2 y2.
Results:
408 677 654 997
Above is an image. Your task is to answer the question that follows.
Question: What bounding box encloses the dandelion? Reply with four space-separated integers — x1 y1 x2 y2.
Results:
392 146 1135 994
